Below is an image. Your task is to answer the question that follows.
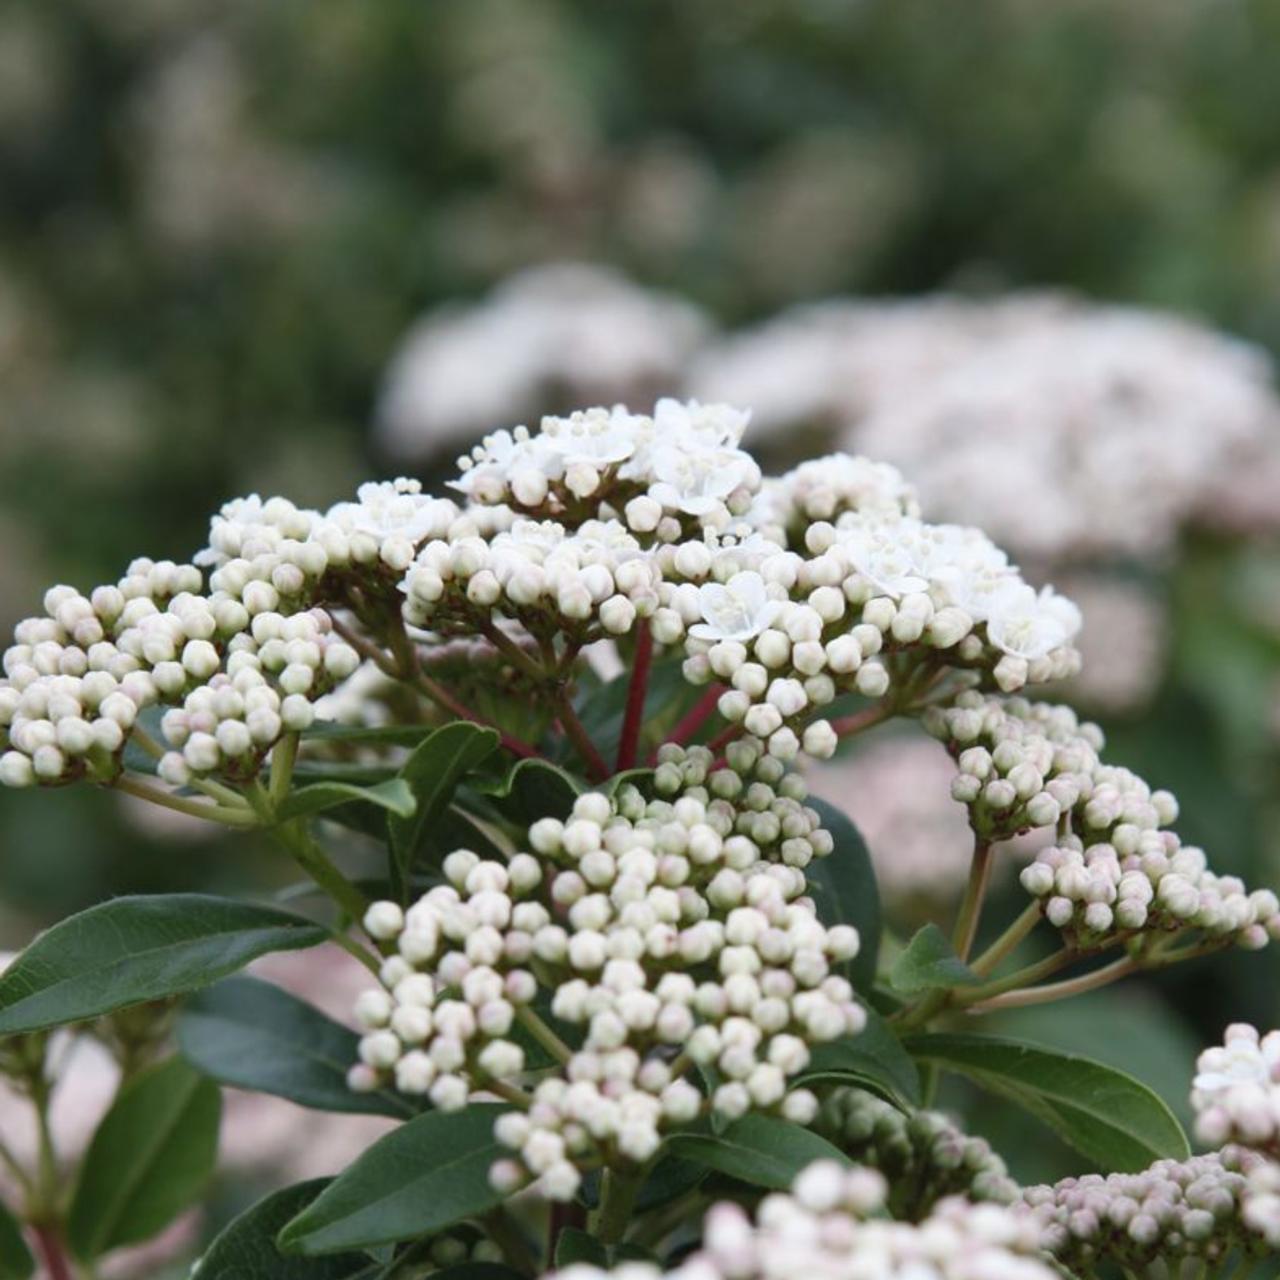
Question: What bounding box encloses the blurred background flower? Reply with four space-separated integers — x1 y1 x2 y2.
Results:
2 0 1279 1261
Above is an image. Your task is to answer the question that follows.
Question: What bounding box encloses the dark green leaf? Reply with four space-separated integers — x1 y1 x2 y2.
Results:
906 1033 1191 1171
178 977 415 1119
666 1114 850 1190
805 797 880 992
472 758 583 825
555 1229 607 1268
796 1007 920 1109
0 895 327 1036
303 722 441 747
278 1105 508 1255
389 723 500 898
0 1199 33 1280
194 1180 375 1280
68 1057 221 1261
635 1156 708 1214
889 925 982 996
278 779 416 822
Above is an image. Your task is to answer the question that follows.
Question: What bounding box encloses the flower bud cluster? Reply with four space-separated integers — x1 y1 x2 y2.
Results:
401 517 663 646
349 758 863 1201
927 695 1280 953
554 1160 1054 1280
1019 1148 1269 1274
814 1087 1019 1214
0 561 361 788
1191 1024 1280 1155
1242 1161 1280 1248
662 516 1080 763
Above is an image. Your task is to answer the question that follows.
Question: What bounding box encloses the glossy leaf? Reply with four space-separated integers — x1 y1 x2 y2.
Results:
277 779 416 822
906 1033 1191 1171
472 758 582 825
68 1057 221 1261
805 798 880 991
389 723 500 897
796 1007 920 1110
194 1180 375 1280
278 1105 508 1255
555 1229 608 1268
666 1114 850 1190
178 977 415 1119
889 924 982 996
0 895 327 1035
0 1200 33 1280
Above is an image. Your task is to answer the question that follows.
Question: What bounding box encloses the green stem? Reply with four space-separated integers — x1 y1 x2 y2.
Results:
272 822 371 926
962 955 1137 1014
477 620 546 681
515 1006 573 1066
112 774 260 827
326 929 383 976
0 1134 32 1197
269 731 299 809
970 901 1043 977
481 1207 537 1276
596 1166 645 1246
952 949 1077 1007
951 837 993 963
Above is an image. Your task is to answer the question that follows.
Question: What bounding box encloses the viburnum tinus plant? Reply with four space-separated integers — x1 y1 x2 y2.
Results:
0 399 1277 1279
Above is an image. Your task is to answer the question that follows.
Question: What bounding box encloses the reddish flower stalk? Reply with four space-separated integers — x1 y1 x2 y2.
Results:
655 684 726 761
616 621 653 772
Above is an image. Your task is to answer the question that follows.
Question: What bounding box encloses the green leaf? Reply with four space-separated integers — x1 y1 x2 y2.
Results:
278 779 416 822
471 758 583 825
796 1007 920 1110
278 1105 508 1255
889 924 982 996
67 1056 221 1261
388 723 500 898
555 1228 608 1268
178 977 415 1119
194 1180 375 1279
0 1199 33 1280
805 797 880 992
906 1033 1191 1171
303 722 441 747
0 895 328 1036
666 1114 850 1191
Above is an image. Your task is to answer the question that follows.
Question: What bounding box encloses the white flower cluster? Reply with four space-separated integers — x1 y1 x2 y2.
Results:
814 1086 1019 1212
448 399 758 530
1019 1147 1269 1275
349 751 862 1201
691 293 1280 561
1 400 1088 792
1192 1024 1280 1155
554 1160 1055 1280
926 694 1280 953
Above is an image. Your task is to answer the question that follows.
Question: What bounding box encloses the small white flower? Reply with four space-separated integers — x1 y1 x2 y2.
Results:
690 572 780 643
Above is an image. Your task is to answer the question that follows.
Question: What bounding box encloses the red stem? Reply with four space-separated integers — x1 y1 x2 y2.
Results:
654 684 726 761
830 701 893 738
706 722 744 755
616 621 654 772
31 1224 72 1280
